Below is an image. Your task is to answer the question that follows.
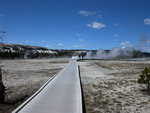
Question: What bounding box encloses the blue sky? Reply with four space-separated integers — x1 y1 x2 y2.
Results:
0 0 150 50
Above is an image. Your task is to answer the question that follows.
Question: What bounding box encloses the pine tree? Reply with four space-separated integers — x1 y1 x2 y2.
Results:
137 67 150 93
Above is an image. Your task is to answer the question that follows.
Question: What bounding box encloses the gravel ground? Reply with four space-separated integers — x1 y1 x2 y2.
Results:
79 59 150 113
0 58 70 113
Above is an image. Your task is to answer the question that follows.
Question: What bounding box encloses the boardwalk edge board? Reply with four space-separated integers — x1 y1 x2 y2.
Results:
78 65 86 113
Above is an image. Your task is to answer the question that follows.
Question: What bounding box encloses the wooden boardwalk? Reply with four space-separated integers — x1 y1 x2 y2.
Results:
12 60 83 113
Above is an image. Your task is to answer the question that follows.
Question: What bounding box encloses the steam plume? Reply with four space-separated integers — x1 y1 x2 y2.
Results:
84 46 138 59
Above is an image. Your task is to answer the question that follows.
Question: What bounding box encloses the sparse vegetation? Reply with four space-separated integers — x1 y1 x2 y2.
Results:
137 67 150 93
79 60 150 113
78 52 86 59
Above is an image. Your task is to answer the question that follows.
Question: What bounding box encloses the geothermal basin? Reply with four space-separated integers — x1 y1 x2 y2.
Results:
0 58 150 113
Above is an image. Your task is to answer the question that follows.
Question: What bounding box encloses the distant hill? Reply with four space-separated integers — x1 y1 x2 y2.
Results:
0 43 150 59
0 42 53 50
0 43 86 59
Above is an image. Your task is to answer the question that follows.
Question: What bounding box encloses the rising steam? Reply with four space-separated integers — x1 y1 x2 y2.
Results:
84 46 138 59
84 34 150 59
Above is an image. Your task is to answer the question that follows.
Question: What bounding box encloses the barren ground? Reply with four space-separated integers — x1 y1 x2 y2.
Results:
1 58 150 113
0 58 70 113
79 59 150 113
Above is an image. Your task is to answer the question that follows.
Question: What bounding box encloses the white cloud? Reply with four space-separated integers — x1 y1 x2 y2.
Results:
73 45 83 48
87 21 106 29
7 41 11 44
57 43 63 46
78 38 84 42
144 18 150 25
114 34 119 37
79 10 96 17
45 45 52 48
76 33 80 37
120 41 131 46
25 40 34 43
114 39 118 42
114 23 119 26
